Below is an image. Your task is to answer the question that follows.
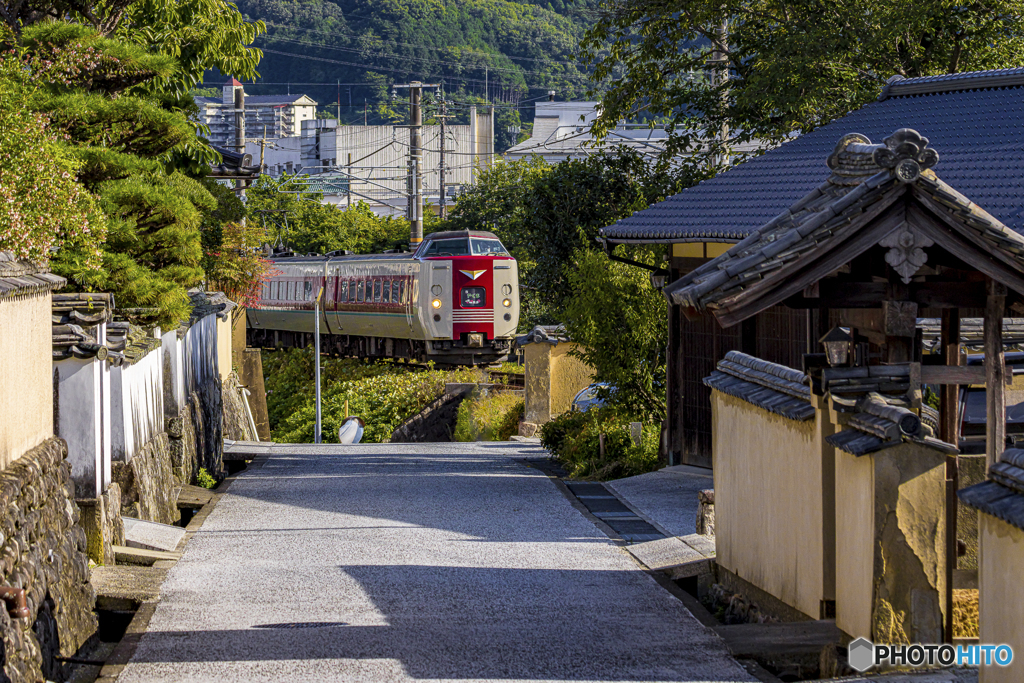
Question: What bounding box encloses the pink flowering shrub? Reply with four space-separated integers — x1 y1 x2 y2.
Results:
0 53 103 264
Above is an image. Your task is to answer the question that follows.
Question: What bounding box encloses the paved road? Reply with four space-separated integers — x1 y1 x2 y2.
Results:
119 443 755 683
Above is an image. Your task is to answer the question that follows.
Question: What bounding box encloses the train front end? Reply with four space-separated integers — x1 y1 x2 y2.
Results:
417 230 519 365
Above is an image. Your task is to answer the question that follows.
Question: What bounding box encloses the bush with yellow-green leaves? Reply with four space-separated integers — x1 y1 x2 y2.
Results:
454 391 524 442
540 406 659 480
263 350 481 443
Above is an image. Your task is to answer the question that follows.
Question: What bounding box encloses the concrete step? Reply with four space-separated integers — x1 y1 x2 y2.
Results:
176 484 214 509
113 545 182 566
122 517 186 552
90 566 168 611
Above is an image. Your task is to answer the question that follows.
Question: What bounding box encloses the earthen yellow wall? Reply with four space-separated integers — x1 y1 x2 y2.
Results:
216 315 233 383
979 514 1024 683
549 343 594 418
711 390 828 619
523 343 552 425
834 446 876 639
523 342 594 425
0 292 53 469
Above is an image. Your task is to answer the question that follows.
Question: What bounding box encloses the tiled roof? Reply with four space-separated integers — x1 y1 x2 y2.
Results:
664 129 1024 324
0 252 66 299
703 351 815 420
52 293 113 361
600 68 1024 242
208 145 261 179
959 448 1024 531
825 392 956 456
106 322 161 366
178 290 236 338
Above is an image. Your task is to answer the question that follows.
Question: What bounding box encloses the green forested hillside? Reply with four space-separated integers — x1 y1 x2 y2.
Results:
219 0 596 147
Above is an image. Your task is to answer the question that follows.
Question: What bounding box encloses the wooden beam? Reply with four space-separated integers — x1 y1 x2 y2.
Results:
940 308 959 646
714 193 907 327
919 365 1012 385
907 201 1024 298
785 281 987 309
985 278 1007 473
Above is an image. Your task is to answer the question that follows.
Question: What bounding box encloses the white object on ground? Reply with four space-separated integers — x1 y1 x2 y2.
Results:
337 416 365 444
122 517 187 552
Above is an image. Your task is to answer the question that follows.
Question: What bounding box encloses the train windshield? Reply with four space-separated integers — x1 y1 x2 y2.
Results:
420 237 509 257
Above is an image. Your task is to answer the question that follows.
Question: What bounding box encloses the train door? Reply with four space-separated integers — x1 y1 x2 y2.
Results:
327 263 346 331
422 260 453 340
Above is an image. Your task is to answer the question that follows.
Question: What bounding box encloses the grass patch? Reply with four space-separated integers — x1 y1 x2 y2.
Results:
539 406 659 480
454 390 524 441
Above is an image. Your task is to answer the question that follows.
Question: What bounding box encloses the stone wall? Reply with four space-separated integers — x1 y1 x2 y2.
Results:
222 372 257 443
390 388 471 443
111 433 177 526
0 438 96 683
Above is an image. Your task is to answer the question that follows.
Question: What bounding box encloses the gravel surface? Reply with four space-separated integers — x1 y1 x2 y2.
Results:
118 442 754 683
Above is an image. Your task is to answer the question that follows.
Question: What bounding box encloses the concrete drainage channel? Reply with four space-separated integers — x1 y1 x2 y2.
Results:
529 458 896 683
67 458 258 683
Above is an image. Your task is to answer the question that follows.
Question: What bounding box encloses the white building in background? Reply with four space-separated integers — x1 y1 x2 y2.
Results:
503 101 670 164
194 78 318 150
247 110 495 217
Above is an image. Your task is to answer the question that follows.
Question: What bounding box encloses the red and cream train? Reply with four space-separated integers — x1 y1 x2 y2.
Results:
246 230 520 365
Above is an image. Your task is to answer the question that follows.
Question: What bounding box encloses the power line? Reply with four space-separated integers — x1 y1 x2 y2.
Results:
262 21 583 69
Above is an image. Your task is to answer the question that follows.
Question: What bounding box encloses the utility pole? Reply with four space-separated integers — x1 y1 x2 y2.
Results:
393 82 440 247
337 79 341 120
233 81 246 193
314 286 323 444
257 125 268 173
711 18 730 168
346 152 352 208
438 97 449 219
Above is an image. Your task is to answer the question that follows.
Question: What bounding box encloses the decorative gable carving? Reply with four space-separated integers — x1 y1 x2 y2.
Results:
880 225 933 284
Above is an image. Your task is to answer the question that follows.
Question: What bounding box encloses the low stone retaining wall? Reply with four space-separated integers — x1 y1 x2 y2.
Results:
0 438 96 683
111 433 177 526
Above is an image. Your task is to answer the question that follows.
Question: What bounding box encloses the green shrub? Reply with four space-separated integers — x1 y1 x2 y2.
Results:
540 407 660 480
454 391 525 441
263 350 483 443
196 468 217 489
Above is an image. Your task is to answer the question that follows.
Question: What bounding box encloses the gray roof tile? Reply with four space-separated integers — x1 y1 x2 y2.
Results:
601 69 1024 242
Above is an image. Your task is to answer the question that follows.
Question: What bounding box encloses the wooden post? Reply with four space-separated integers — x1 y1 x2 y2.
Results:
940 309 960 645
985 279 1007 472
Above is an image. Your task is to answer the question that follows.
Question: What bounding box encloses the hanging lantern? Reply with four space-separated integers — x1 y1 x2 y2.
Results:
819 326 853 366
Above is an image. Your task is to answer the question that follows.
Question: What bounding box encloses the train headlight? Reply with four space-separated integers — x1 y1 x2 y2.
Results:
502 298 512 307
431 298 442 309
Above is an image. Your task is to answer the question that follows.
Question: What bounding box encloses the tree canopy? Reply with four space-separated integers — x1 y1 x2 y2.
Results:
582 0 1024 161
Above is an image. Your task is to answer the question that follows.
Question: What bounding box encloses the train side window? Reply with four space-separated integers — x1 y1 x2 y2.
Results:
357 280 365 303
399 280 406 304
382 280 391 303
392 281 400 304
341 281 349 303
304 281 313 301
270 282 277 300
373 280 382 303
285 281 292 301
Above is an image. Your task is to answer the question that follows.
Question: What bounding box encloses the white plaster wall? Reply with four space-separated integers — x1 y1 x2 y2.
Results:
979 514 1024 683
0 292 52 469
184 315 219 398
111 347 164 462
711 390 826 620
162 330 185 419
54 357 106 498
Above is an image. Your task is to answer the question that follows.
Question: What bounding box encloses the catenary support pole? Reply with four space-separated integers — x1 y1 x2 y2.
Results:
314 286 323 444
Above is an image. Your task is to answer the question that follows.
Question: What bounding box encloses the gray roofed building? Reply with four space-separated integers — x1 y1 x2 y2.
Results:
600 68 1024 244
